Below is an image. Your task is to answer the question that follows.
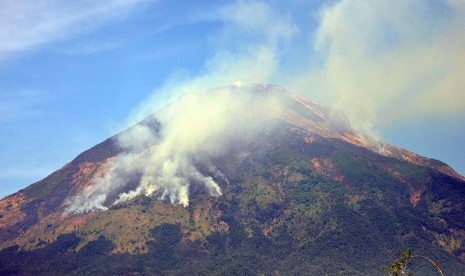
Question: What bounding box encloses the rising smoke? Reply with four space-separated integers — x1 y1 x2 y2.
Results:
66 84 287 213
298 0 465 133
66 0 465 213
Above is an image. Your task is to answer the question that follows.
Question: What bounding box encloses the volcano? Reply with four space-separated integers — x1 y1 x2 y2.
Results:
1 84 464 275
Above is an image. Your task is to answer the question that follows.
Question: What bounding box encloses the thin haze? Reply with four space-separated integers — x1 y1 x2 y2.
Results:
0 0 464 199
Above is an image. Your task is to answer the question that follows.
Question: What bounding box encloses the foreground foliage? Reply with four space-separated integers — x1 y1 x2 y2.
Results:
386 250 444 276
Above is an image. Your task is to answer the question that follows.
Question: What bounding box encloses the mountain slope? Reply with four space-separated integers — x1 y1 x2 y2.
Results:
1 84 464 275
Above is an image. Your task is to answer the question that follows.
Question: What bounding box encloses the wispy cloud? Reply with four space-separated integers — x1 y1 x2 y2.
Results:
57 40 121 56
0 0 149 62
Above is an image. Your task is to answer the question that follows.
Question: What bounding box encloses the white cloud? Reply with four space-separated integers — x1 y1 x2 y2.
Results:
0 0 148 61
57 40 120 56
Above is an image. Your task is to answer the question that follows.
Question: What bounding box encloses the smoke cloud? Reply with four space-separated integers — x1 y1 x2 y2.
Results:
306 0 465 133
66 0 465 213
66 84 287 213
66 0 295 213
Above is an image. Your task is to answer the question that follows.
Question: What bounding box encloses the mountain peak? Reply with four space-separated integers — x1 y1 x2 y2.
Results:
1 84 465 274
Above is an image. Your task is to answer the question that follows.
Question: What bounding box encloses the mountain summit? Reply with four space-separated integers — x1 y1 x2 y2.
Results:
1 84 464 275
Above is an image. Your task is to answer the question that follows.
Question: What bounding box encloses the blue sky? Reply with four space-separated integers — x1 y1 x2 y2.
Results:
0 0 464 198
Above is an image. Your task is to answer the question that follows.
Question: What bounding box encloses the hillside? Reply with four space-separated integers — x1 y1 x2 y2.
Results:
1 84 465 275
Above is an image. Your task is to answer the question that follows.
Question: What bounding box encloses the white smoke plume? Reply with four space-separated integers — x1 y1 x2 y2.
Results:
66 84 286 213
295 0 465 133
65 0 296 213
66 0 465 213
